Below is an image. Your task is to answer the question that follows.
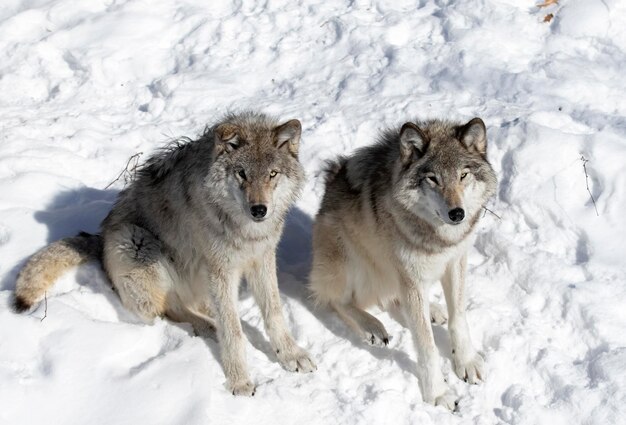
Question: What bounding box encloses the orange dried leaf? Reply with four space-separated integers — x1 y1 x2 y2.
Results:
544 13 554 22
537 0 558 8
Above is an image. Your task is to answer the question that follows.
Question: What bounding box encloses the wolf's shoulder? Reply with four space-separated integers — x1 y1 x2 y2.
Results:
136 135 211 186
342 128 399 189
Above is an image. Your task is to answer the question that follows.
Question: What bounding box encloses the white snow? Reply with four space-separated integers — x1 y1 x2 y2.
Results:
1 0 625 424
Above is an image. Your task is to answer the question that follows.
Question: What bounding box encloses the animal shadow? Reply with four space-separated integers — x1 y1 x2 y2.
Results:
1 187 117 292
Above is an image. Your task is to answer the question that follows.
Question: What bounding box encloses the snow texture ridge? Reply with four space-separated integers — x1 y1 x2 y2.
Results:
1 1 625 424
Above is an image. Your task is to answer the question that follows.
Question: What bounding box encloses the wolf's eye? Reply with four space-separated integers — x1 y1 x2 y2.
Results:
427 176 439 185
237 169 247 180
269 170 278 178
460 172 468 180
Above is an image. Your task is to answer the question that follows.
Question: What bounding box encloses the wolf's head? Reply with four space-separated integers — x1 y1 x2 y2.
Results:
394 118 497 226
209 113 305 223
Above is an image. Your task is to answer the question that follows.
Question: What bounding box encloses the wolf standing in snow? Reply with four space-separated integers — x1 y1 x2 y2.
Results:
309 118 497 408
14 111 316 396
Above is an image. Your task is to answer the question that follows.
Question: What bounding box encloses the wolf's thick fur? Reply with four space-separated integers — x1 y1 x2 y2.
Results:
309 117 497 409
14 111 316 395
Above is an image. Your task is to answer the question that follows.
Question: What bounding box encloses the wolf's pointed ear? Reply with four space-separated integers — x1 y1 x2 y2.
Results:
214 123 240 154
459 118 487 154
275 119 302 157
400 122 427 164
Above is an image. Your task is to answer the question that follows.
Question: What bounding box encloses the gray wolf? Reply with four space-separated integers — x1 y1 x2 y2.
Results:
14 111 316 396
309 117 497 409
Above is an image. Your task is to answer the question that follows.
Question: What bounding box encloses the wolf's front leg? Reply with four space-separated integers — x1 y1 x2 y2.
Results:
401 276 457 410
209 270 255 396
246 251 316 373
442 254 484 384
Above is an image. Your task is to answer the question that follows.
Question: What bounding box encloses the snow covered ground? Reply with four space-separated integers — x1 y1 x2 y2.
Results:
1 0 625 423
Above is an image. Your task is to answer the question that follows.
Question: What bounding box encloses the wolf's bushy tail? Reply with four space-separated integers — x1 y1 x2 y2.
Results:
13 232 103 312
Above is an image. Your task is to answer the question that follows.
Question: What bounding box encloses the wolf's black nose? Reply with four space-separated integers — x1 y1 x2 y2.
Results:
448 208 465 223
251 204 267 219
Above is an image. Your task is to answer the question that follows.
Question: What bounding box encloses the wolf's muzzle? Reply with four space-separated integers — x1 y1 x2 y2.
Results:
250 204 268 220
448 208 465 223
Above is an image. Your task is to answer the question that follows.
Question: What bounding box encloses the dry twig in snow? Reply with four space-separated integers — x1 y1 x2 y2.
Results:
580 155 600 216
104 152 143 189
482 206 502 220
537 0 558 8
40 292 47 322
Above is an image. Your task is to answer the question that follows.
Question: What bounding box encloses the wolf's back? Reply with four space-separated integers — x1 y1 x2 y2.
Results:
13 232 103 312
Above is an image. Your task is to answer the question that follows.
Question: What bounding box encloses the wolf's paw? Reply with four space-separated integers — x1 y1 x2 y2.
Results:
434 390 459 411
453 351 485 384
430 302 448 325
361 320 390 347
277 346 317 373
225 379 256 396
364 332 392 347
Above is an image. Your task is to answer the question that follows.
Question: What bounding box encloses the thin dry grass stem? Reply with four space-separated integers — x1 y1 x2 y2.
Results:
40 291 47 322
537 0 558 8
580 155 600 216
482 206 502 220
104 152 143 190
